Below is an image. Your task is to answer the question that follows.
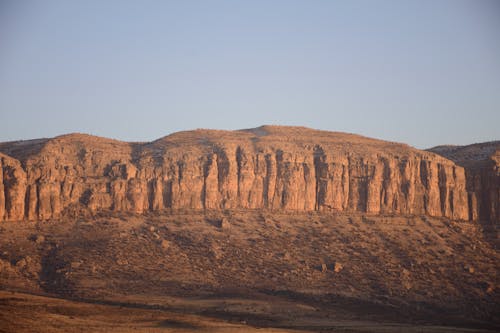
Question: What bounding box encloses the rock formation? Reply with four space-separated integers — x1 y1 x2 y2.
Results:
429 141 500 225
0 125 493 223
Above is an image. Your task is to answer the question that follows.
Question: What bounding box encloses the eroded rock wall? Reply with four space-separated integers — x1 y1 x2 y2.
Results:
429 143 500 225
0 130 471 221
465 155 499 225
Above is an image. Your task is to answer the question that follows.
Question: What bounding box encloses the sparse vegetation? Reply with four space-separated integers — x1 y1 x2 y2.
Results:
0 211 498 332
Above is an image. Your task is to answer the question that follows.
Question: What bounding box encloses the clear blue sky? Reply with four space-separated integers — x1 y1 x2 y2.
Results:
1 0 499 148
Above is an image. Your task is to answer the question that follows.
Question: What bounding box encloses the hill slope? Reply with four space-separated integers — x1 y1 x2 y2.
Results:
0 211 499 330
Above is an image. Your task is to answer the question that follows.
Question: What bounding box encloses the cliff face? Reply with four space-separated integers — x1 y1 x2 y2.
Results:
429 142 500 225
0 126 472 221
0 153 27 221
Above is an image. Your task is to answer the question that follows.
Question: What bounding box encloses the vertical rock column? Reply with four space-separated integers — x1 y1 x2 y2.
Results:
0 158 4 220
0 155 27 221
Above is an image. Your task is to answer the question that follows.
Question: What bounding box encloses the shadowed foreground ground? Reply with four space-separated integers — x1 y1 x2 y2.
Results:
1 291 498 333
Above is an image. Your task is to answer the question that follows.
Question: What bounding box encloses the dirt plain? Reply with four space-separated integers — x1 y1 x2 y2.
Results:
0 210 498 332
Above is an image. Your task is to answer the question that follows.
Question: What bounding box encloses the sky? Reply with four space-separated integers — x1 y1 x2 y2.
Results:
0 0 499 148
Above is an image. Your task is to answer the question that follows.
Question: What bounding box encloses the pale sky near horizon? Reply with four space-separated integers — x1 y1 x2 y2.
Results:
0 0 499 149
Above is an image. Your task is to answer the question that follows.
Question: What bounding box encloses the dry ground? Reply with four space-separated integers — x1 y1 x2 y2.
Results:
1 291 497 333
0 211 499 332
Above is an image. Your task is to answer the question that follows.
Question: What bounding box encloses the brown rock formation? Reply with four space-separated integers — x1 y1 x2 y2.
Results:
0 153 27 221
0 126 476 222
429 141 500 225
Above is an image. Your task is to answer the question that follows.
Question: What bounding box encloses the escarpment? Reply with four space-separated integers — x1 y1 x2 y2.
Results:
0 126 485 222
429 142 500 225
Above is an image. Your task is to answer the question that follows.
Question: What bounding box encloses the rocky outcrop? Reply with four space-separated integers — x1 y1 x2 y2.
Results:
429 142 500 225
0 153 27 221
0 126 477 222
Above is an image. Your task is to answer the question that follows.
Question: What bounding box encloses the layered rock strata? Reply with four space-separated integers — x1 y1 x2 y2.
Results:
0 126 473 222
429 142 500 225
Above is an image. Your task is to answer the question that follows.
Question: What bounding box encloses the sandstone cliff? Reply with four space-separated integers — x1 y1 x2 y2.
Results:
0 126 473 222
429 141 500 225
